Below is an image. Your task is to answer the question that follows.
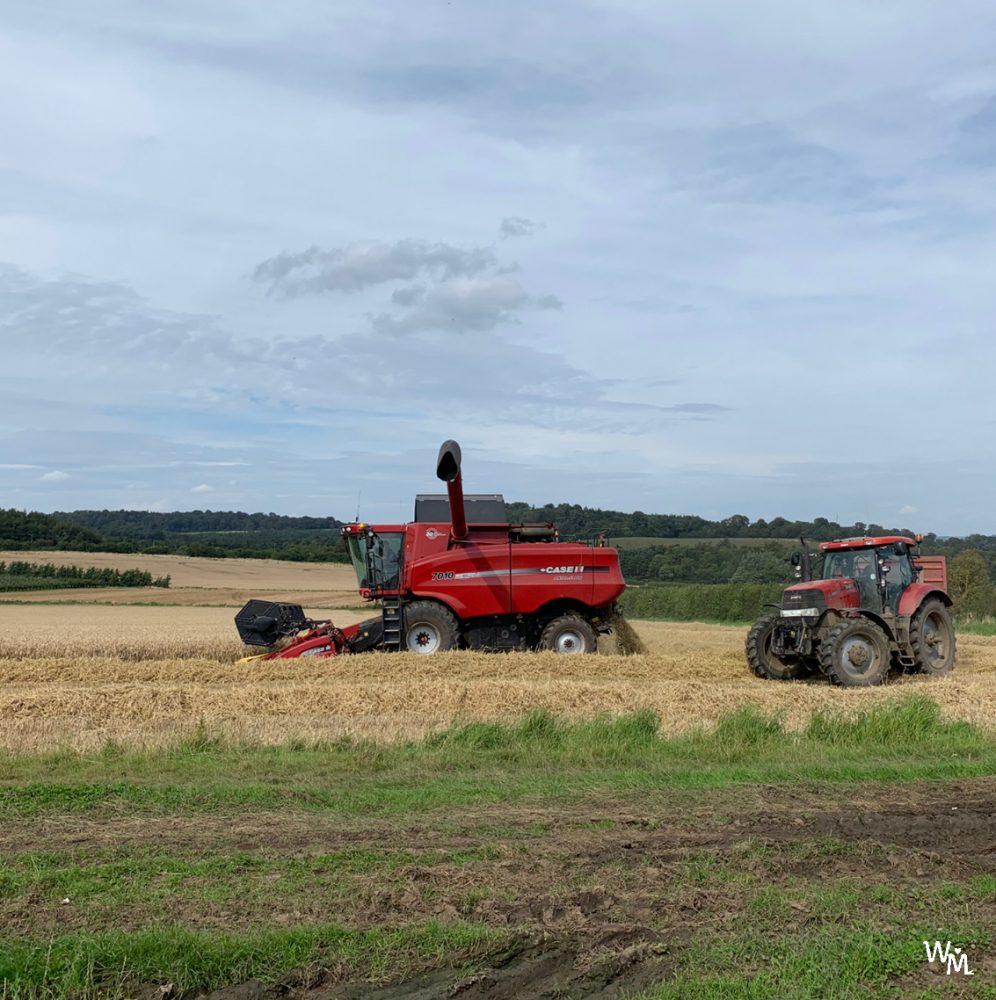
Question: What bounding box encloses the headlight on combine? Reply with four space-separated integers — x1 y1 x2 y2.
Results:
781 607 819 618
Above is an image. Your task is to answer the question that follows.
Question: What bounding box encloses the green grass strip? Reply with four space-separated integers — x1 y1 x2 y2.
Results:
0 921 503 1000
1 697 993 819
637 920 994 999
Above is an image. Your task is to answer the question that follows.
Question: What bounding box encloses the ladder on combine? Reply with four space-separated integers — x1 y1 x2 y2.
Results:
382 598 402 651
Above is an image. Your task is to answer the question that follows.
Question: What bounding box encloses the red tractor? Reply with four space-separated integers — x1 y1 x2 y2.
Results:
746 535 955 686
236 440 628 658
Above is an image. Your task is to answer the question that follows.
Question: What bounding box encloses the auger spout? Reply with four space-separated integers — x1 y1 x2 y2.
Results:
435 439 467 540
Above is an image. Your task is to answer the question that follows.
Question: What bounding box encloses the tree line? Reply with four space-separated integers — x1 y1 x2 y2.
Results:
506 503 924 543
0 509 350 563
0 509 102 550
56 509 343 538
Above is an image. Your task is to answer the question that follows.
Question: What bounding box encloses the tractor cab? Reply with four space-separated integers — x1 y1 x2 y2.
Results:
821 538 916 614
819 538 916 614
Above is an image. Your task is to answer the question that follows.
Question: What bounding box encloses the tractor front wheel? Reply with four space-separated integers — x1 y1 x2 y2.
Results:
745 613 808 680
403 601 459 654
909 600 956 676
539 614 597 654
819 619 891 687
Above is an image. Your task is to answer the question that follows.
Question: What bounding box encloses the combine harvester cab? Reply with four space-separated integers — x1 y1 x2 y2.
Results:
237 440 636 659
745 535 955 687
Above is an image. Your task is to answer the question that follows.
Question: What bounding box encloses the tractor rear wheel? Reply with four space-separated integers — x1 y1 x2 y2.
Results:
403 601 459 654
819 619 891 687
745 613 808 680
909 600 956 676
539 614 597 654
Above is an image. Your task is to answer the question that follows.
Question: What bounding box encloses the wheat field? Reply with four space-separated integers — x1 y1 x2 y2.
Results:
2 602 995 751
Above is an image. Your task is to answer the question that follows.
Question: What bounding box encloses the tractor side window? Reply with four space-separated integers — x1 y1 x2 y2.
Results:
894 555 913 588
879 552 912 611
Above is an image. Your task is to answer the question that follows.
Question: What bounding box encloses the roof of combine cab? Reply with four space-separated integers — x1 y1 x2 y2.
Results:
820 535 918 551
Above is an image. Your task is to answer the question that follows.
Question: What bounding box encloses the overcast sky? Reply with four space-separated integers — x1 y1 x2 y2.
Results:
2 2 996 533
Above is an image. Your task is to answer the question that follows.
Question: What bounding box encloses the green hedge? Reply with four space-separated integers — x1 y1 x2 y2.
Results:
619 583 784 623
0 562 170 591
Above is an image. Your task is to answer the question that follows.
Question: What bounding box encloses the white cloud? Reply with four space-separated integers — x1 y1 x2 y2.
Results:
190 483 213 494
253 239 498 297
40 470 69 482
898 505 918 515
500 216 540 238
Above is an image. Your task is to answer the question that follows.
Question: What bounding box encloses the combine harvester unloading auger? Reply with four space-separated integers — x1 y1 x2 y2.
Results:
236 440 645 659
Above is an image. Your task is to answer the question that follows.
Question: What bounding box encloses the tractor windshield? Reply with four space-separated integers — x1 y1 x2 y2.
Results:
345 532 403 591
823 549 878 605
823 550 876 582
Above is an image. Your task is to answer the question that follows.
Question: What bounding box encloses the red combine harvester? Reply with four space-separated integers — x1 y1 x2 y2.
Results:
746 535 955 687
236 440 629 658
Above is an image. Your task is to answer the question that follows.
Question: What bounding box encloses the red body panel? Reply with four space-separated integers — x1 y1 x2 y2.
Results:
264 621 365 660
269 633 339 658
383 520 624 618
914 555 948 591
820 536 915 551
783 578 860 608
407 528 513 617
898 582 946 617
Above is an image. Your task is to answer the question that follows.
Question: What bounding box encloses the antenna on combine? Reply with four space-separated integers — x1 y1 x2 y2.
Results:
355 491 361 521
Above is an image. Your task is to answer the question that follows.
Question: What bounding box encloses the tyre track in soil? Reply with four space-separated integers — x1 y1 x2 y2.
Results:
10 779 992 999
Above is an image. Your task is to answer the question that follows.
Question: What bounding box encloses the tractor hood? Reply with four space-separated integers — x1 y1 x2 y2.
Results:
781 578 860 615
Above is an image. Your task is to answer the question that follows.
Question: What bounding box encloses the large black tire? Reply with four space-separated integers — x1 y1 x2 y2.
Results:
819 618 891 687
909 600 956 677
745 613 808 680
403 601 459 654
539 614 597 654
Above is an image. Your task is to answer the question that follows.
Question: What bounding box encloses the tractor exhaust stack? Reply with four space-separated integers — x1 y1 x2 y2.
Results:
435 439 467 540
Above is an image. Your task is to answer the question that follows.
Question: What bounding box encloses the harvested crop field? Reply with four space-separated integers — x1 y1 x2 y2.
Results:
2 604 995 751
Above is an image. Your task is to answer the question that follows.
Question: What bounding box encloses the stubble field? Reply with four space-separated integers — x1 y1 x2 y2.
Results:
2 553 995 998
2 605 996 752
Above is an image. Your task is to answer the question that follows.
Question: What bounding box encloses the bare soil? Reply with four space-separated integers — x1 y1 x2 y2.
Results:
5 780 994 998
